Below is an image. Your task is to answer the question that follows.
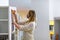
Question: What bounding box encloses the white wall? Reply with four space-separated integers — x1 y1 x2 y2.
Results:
0 0 9 6
53 0 60 17
49 0 60 18
9 0 31 8
9 0 50 40
49 0 60 20
49 0 54 20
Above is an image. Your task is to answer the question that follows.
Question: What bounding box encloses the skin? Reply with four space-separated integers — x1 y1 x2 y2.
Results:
11 10 19 29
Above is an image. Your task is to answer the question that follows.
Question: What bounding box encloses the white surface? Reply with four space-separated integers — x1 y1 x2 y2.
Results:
0 0 9 6
49 0 60 18
0 19 8 21
9 7 13 40
49 0 54 20
0 33 8 35
9 0 31 8
53 0 60 17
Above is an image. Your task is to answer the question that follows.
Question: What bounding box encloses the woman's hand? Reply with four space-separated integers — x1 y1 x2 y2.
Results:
18 22 26 25
14 21 20 29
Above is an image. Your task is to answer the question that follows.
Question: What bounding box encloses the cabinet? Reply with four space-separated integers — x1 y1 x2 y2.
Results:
0 7 8 40
0 6 19 40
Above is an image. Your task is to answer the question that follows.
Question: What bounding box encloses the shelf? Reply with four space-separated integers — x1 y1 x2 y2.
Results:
0 19 8 21
0 33 8 35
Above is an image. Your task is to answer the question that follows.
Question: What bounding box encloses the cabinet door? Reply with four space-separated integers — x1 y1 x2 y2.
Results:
0 7 8 33
0 21 8 33
0 7 8 19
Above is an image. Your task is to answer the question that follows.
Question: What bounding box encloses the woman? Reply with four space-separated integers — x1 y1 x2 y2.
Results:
12 10 36 40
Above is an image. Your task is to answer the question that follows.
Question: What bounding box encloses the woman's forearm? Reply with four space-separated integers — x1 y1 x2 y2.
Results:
14 22 20 29
18 22 25 25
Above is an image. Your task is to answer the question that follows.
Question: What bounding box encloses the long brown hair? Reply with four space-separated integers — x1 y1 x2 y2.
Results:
26 10 36 23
